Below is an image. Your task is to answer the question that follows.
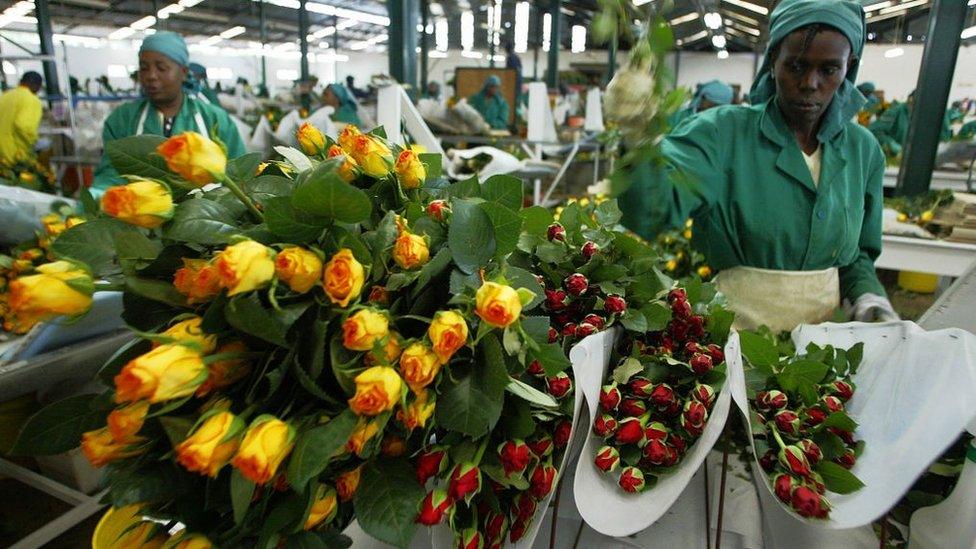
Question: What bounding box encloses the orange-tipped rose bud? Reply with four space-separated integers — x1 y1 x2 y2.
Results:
427 310 469 364
156 132 227 186
157 316 217 353
275 247 323 294
107 400 150 442
304 485 339 530
392 226 429 270
394 149 426 190
323 248 365 307
346 418 380 457
100 180 174 229
296 122 327 156
176 410 245 477
398 389 436 431
81 427 143 467
475 281 523 328
169 533 214 549
65 216 86 229
196 341 251 396
342 308 389 351
114 344 207 403
335 465 362 502
215 240 276 296
381 435 406 457
231 415 295 485
367 285 390 305
337 125 362 152
327 144 360 183
173 258 222 304
398 342 441 392
6 260 93 334
348 366 404 416
365 332 402 367
349 135 393 178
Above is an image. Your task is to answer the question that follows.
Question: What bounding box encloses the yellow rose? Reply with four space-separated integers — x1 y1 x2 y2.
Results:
394 149 426 190
475 281 522 329
365 332 402 367
114 344 207 403
427 310 469 364
81 427 143 467
275 247 323 294
342 309 389 351
683 229 693 240
168 533 213 549
348 366 403 416
697 265 712 278
65 216 86 229
296 122 327 156
665 259 677 272
392 230 429 271
337 124 362 152
397 389 436 431
304 485 339 530
6 260 93 334
327 145 359 183
156 132 227 186
18 247 43 262
196 341 251 396
176 410 245 477
231 415 295 485
346 418 379 457
381 435 406 457
100 180 174 228
19 171 35 184
323 248 365 307
335 465 362 502
398 342 441 392
173 258 222 304
107 400 150 442
158 316 217 353
349 135 393 178
215 240 276 296
113 519 166 548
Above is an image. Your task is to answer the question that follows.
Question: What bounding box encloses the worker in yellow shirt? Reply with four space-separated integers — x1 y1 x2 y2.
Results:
0 71 44 164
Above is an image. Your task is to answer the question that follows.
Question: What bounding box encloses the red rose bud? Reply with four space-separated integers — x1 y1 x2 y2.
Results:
583 314 605 330
759 449 777 472
619 466 646 493
529 463 557 500
614 417 645 445
619 398 648 417
684 341 704 355
563 273 589 296
644 421 669 441
484 512 508 543
513 492 537 522
663 400 682 418
628 377 655 398
417 489 454 525
667 288 687 303
805 471 827 495
790 485 822 518
671 299 692 318
508 519 530 544
594 445 620 473
581 241 599 260
668 433 687 455
526 359 545 377
692 383 716 408
815 495 832 519
798 439 822 465
642 439 669 466
553 420 572 448
546 373 573 399
706 343 725 364
683 400 708 426
834 448 857 469
560 323 578 338
547 223 565 242
544 289 569 311
779 445 811 477
688 315 705 338
804 407 827 427
664 445 681 466
669 319 691 342
599 384 622 412
828 427 855 445
548 327 559 343
649 383 675 407
498 440 532 476
416 448 449 484
576 322 598 338
829 380 855 402
682 415 704 438
426 200 450 221
526 435 553 459
774 410 801 437
690 353 714 375
774 474 797 503
447 463 482 502
821 395 844 413
756 390 788 411
604 295 627 314
457 528 482 549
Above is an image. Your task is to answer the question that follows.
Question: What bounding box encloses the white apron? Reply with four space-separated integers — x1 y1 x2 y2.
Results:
715 266 840 333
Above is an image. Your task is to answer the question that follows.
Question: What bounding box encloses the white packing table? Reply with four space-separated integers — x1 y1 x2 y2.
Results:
876 235 976 277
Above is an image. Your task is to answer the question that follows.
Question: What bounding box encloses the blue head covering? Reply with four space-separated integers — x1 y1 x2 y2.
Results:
483 75 502 90
691 80 734 111
140 31 189 67
857 81 875 95
328 83 358 110
188 62 207 79
749 0 866 138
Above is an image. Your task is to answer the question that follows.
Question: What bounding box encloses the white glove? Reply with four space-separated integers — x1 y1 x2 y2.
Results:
851 293 900 322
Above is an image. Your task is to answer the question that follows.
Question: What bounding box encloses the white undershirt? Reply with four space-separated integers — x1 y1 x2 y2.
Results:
802 145 823 187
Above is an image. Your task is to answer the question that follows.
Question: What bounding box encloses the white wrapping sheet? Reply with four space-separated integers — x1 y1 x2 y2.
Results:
572 332 736 537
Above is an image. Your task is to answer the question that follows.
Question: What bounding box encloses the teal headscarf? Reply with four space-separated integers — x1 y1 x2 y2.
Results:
139 31 189 67
749 0 866 139
857 81 876 95
691 80 734 111
483 75 502 90
327 83 361 125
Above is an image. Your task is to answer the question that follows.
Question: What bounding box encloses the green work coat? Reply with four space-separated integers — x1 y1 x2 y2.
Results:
93 94 247 192
620 98 886 302
468 92 509 130
869 101 952 156
668 107 695 130
333 103 362 126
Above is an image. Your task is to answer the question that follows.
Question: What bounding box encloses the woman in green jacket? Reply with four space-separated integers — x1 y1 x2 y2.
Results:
621 0 897 332
322 83 362 126
668 79 734 129
92 31 246 196
468 75 509 130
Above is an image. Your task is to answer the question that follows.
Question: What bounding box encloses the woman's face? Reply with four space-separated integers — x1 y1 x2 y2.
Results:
323 87 340 108
772 29 853 126
139 50 188 106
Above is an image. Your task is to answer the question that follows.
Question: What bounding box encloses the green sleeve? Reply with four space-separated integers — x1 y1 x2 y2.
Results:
839 149 886 302
212 108 247 159
497 98 509 128
92 109 128 194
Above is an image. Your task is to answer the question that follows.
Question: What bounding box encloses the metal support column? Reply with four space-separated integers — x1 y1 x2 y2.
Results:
897 0 967 197
545 0 559 89
34 0 59 99
298 0 310 111
259 0 267 94
420 0 429 94
606 41 617 85
332 15 339 83
388 0 418 95
532 4 540 81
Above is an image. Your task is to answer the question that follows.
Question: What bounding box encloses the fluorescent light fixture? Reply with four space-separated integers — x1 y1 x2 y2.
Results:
884 47 904 58
108 26 136 39
726 26 758 42
717 49 729 59
878 0 928 16
430 2 443 16
301 2 389 26
486 2 495 45
703 12 722 29
726 20 760 36
461 10 474 50
310 26 335 39
571 25 586 52
681 30 708 44
429 50 448 58
349 40 369 50
219 25 245 39
492 0 502 49
669 12 699 25
0 14 35 27
721 9 758 26
157 4 184 18
863 1 892 10
338 19 357 30
962 25 976 39
461 50 483 59
199 35 223 46
721 0 767 16
711 34 726 48
178 0 203 6
435 18 448 51
543 12 551 52
277 69 299 81
514 1 529 53
2 61 16 75
130 15 156 29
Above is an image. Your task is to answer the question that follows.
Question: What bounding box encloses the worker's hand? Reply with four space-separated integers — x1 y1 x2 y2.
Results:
851 293 900 322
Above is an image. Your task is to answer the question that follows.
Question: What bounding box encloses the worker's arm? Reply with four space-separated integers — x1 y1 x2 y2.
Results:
91 112 127 196
839 148 887 302
213 109 247 159
14 94 42 147
498 98 510 129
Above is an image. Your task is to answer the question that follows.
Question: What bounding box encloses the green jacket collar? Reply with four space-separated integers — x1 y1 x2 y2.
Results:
759 98 850 194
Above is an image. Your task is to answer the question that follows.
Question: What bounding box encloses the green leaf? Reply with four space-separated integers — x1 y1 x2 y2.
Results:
521 316 550 344
820 411 858 432
106 135 170 180
620 309 648 332
435 334 508 437
275 146 314 172
122 292 181 331
816 461 865 494
293 165 372 223
482 174 523 210
527 342 571 377
246 175 295 206
227 152 263 183
707 307 735 345
814 431 847 461
163 198 239 245
354 458 424 549
114 231 162 263
559 202 583 235
594 200 623 226
739 331 780 368
52 218 139 277
231 469 256 525
520 206 554 237
612 358 644 384
98 338 150 385
480 202 522 259
226 294 308 347
447 176 481 199
412 247 452 297
265 196 329 243
11 394 106 455
776 359 830 393
448 199 496 274
419 153 442 179
287 409 358 491
846 342 864 375
642 302 671 331
505 377 558 408
506 266 544 310
286 531 353 549
125 277 189 308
